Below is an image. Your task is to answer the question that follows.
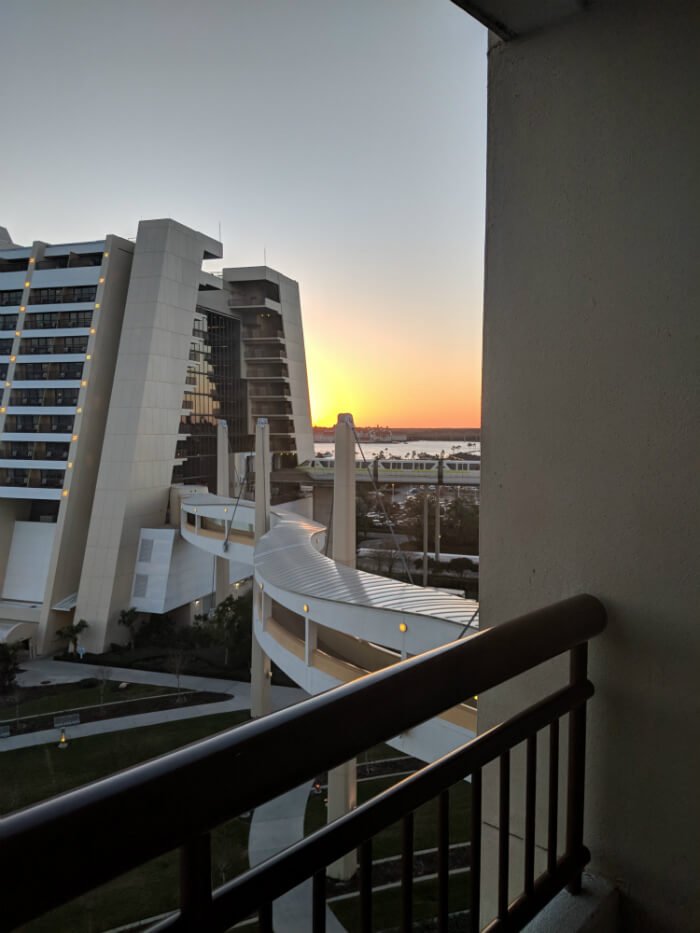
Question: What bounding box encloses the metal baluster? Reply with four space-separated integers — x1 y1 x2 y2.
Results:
438 789 450 933
360 839 373 932
401 812 414 932
259 900 273 933
497 751 510 919
312 871 326 933
567 643 588 894
470 770 482 933
548 719 559 875
179 832 212 930
524 734 537 896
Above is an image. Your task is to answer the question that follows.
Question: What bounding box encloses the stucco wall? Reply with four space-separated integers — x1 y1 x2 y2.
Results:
75 220 221 650
479 3 700 930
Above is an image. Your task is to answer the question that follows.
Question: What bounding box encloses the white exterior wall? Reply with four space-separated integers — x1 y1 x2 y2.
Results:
75 219 221 651
2 522 55 602
37 235 134 652
480 4 700 930
277 272 314 463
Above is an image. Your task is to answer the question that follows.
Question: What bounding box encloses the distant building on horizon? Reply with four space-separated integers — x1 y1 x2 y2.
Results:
0 218 313 654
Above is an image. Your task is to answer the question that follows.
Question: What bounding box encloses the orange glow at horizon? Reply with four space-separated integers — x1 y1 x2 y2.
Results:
305 336 482 429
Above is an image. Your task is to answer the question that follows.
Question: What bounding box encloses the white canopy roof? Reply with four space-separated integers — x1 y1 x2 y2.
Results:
256 515 479 631
0 621 37 645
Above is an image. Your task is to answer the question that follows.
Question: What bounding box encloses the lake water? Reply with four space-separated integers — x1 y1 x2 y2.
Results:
313 440 481 459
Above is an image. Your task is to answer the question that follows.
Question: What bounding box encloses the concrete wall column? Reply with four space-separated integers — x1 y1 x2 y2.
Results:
216 420 229 497
327 412 358 880
305 615 317 666
422 492 429 586
254 418 271 541
479 5 700 929
250 630 271 719
331 413 356 567
215 419 230 606
435 486 441 563
251 418 272 718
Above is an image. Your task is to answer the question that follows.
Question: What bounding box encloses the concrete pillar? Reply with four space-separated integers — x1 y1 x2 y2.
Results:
250 632 271 718
422 492 429 586
255 418 271 540
327 412 358 880
435 486 441 563
331 413 356 568
216 419 229 497
215 558 229 607
251 418 272 718
305 615 317 666
215 419 230 606
312 485 334 553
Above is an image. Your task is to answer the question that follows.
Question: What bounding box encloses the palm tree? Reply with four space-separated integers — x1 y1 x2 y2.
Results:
55 619 88 654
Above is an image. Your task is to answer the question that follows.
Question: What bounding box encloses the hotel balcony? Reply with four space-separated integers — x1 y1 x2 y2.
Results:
0 2 697 931
0 590 607 932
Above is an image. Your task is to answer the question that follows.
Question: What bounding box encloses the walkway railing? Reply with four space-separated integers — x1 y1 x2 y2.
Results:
0 595 606 932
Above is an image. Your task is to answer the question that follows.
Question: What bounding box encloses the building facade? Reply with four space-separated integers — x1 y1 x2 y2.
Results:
0 219 313 655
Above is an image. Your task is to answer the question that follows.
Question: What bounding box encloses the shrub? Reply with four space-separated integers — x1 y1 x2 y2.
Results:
0 644 19 695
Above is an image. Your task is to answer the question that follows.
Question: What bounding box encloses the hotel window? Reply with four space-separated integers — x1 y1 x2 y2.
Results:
0 290 23 307
28 286 97 305
25 311 93 329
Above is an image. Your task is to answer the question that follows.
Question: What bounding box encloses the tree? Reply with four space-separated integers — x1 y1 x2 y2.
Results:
402 491 437 551
166 646 190 701
117 608 139 649
55 619 88 654
200 593 253 668
95 666 112 712
0 644 19 695
441 494 479 555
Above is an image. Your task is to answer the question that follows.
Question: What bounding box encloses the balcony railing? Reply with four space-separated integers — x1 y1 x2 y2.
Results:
0 595 606 933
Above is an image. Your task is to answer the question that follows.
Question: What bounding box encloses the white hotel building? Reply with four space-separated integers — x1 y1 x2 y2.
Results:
0 219 313 655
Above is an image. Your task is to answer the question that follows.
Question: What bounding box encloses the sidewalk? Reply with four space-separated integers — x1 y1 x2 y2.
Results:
2 658 306 752
249 783 346 933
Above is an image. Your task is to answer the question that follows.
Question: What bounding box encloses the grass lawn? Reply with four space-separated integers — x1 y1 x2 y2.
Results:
356 741 408 764
5 722 471 932
3 711 252 933
331 871 471 931
1 710 250 815
306 774 472 860
0 681 185 721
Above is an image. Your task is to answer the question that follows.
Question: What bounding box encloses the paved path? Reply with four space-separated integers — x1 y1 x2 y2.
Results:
3 658 305 752
249 783 346 933
6 659 341 931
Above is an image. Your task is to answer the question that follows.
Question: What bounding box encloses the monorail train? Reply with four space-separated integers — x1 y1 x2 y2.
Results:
300 457 480 485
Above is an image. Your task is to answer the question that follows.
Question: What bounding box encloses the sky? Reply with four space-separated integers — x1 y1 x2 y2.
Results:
0 0 487 428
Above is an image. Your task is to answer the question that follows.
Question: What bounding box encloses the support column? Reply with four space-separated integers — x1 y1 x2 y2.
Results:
327 413 358 880
254 418 271 540
422 491 429 586
251 418 272 718
331 413 356 567
217 420 229 497
435 485 441 564
215 419 231 606
250 633 271 718
305 615 317 667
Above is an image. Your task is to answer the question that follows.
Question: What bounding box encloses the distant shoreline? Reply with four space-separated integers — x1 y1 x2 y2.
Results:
313 427 481 441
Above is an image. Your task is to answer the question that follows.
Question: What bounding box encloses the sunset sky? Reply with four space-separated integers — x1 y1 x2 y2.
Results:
1 1 487 427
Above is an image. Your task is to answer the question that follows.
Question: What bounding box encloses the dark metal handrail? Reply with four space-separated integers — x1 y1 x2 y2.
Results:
0 595 606 932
